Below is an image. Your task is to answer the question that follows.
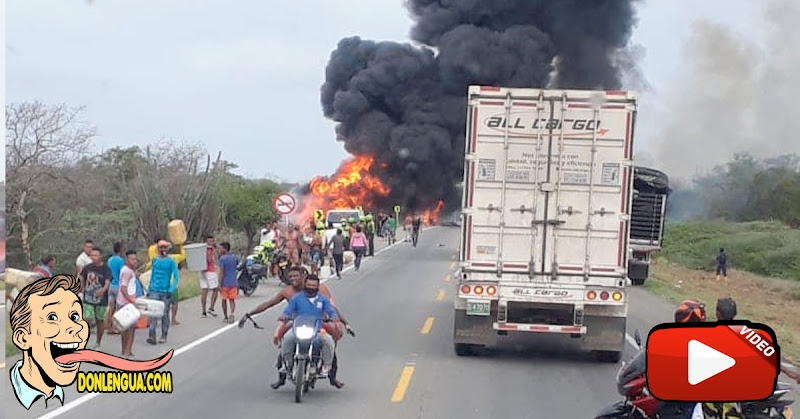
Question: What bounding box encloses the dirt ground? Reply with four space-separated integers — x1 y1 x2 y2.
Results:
648 258 800 363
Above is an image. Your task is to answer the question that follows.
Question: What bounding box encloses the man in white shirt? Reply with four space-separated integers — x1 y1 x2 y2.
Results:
75 239 93 299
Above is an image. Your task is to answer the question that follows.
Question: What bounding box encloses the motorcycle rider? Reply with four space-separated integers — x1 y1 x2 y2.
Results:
278 274 337 380
238 266 352 389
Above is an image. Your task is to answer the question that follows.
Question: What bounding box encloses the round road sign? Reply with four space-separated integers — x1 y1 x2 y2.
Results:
272 193 296 215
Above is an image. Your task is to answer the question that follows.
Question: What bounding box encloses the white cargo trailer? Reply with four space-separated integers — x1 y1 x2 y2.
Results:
454 86 637 362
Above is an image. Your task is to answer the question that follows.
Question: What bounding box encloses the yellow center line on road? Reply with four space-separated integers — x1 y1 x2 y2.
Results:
391 364 416 403
435 290 445 302
420 316 435 334
0 362 5 368
444 273 450 282
449 261 456 270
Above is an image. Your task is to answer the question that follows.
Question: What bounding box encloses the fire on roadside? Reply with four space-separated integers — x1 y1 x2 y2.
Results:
293 155 447 228
294 155 389 224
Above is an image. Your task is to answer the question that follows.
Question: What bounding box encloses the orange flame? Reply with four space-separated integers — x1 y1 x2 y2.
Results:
294 156 390 224
294 155 447 228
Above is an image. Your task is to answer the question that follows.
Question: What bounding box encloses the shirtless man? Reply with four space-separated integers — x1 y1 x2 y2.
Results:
238 266 353 389
309 228 323 275
284 223 302 266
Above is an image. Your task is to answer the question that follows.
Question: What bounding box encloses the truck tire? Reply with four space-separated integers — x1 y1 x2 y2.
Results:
455 343 480 356
631 278 646 286
595 350 621 363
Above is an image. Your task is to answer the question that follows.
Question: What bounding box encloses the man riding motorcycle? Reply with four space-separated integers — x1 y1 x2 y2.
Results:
238 266 352 389
278 274 337 380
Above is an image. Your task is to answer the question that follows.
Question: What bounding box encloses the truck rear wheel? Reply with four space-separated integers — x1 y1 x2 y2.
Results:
631 278 646 286
455 343 481 356
595 350 621 363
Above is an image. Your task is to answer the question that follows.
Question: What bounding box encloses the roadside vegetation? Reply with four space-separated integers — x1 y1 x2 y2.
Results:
650 153 800 362
659 220 800 281
5 101 292 358
5 101 288 275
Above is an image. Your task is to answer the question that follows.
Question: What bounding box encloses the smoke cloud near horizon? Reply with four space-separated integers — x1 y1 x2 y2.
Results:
647 0 800 182
319 0 640 212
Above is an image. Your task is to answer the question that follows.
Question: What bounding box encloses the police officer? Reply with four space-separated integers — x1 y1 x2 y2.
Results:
365 214 376 256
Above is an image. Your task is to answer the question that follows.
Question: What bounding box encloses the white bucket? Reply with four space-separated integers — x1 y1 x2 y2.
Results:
343 251 355 264
135 298 165 318
113 303 141 331
184 243 207 271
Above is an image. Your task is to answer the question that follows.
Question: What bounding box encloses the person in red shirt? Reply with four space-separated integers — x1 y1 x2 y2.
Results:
200 235 220 318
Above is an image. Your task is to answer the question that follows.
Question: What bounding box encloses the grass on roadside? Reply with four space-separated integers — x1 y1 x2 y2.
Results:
646 258 800 363
6 270 203 359
661 220 800 281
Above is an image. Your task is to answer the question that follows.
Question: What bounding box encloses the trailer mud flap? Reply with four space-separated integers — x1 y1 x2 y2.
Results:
454 309 495 346
581 316 626 352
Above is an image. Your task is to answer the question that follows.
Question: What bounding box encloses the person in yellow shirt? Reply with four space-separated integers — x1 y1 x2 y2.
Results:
144 237 186 326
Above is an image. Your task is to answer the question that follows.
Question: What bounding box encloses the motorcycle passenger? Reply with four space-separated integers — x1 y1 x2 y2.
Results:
239 266 351 389
279 275 337 379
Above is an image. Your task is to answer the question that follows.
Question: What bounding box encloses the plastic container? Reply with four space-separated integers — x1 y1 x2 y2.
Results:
184 243 207 271
112 303 141 331
168 219 187 246
135 298 165 318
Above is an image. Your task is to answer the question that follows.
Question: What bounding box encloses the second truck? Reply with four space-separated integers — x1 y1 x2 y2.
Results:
454 86 644 362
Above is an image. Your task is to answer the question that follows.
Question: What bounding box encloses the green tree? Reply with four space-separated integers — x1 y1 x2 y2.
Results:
221 178 281 251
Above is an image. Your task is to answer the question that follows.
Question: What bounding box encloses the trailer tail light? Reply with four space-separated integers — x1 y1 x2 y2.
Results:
612 291 623 301
487 286 497 296
586 290 597 300
600 291 610 301
474 285 484 295
461 285 471 294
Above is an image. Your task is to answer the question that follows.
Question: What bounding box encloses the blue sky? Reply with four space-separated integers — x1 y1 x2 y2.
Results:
4 0 767 183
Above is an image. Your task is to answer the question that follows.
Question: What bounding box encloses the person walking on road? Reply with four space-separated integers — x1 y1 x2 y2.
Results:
106 242 126 334
412 216 422 247
365 214 376 256
218 242 238 323
385 214 397 245
80 246 112 349
117 250 140 358
350 226 368 271
146 237 186 326
327 229 345 279
147 239 180 345
715 248 728 281
200 235 220 318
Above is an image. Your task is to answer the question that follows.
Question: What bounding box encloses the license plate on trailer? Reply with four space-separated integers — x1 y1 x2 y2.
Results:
466 299 490 316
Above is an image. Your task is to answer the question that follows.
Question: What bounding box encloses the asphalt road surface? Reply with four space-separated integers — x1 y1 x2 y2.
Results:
5 227 797 419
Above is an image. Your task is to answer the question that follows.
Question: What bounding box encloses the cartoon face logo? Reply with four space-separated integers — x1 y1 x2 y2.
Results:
10 274 173 410
11 275 89 391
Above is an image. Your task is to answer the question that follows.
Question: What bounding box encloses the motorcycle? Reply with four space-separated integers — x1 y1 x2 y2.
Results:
237 256 265 296
270 249 291 286
594 331 794 419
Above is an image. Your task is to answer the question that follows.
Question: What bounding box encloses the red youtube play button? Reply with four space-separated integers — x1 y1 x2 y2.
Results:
647 322 780 402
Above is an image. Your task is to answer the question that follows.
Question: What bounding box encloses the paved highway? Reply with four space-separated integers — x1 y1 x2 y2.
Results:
5 227 797 418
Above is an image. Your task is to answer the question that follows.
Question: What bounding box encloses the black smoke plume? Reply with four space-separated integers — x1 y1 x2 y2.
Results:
320 0 639 212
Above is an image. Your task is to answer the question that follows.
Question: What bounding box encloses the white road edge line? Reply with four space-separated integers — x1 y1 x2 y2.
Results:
35 228 425 418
